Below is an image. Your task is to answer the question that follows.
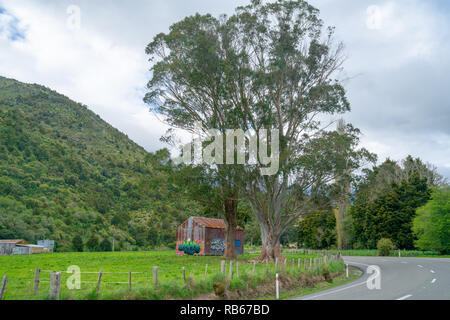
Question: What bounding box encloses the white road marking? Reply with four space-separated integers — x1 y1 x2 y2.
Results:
431 279 437 284
301 280 367 300
418 265 423 268
345 261 371 267
430 270 435 274
301 260 374 300
397 294 413 300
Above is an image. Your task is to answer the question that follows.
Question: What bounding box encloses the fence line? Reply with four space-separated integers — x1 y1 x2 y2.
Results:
3 252 344 300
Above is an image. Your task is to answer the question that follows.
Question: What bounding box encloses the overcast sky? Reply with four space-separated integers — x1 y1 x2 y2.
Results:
0 0 449 179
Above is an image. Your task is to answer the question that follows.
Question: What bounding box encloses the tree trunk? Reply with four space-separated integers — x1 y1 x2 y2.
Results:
223 197 238 259
335 181 350 250
335 120 351 250
257 221 284 262
335 203 347 250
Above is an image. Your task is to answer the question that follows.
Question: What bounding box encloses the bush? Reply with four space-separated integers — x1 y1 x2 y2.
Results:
298 210 337 249
86 234 99 252
100 238 112 252
321 266 332 283
413 186 450 254
377 238 394 256
72 235 83 252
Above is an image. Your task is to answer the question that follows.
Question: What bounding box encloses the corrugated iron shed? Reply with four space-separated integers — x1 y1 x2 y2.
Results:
0 240 29 256
191 217 243 230
176 217 244 256
37 240 55 251
0 239 29 244
16 244 48 254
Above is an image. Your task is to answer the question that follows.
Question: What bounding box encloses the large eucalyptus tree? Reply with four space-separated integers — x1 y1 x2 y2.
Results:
145 0 371 261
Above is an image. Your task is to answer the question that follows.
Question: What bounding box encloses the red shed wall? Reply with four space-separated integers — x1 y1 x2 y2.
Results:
205 228 244 256
176 218 206 255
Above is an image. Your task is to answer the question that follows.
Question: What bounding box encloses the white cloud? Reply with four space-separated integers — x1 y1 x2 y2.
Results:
0 1 170 151
0 0 449 178
366 4 391 31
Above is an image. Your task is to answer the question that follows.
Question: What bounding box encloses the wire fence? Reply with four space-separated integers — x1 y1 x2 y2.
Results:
1 253 344 300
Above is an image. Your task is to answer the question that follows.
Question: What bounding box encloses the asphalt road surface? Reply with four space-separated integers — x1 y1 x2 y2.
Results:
294 256 450 300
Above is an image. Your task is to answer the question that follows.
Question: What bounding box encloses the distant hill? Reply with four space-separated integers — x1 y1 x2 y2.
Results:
0 76 200 251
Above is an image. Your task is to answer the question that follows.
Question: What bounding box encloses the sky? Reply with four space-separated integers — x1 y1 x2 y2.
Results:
0 0 449 179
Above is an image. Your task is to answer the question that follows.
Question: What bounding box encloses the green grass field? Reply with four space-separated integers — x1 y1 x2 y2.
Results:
0 250 331 300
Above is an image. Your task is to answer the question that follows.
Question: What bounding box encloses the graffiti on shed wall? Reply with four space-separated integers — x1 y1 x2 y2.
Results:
210 238 225 255
176 240 205 256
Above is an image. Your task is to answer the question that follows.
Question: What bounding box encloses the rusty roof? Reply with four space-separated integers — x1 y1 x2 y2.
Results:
0 239 28 244
191 217 243 231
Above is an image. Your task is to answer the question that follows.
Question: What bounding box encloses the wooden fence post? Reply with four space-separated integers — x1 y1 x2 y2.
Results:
182 267 186 283
266 261 269 273
96 270 103 294
153 266 158 286
128 269 132 290
229 261 234 280
298 259 301 269
221 260 226 274
0 275 8 300
204 264 208 280
49 272 61 300
33 268 40 296
236 262 240 279
253 262 256 274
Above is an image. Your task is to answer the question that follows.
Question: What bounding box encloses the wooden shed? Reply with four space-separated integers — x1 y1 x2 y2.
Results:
15 244 48 255
0 240 29 256
176 217 244 256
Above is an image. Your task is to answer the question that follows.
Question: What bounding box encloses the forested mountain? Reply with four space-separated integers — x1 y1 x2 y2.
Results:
0 76 201 251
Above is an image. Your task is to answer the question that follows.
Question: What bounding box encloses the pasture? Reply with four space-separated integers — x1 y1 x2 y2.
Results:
0 250 334 300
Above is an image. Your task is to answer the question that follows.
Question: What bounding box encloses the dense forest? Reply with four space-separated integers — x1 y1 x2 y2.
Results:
0 76 206 251
1 75 447 254
298 156 449 253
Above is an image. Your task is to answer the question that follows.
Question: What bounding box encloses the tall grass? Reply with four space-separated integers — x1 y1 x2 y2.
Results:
0 250 324 300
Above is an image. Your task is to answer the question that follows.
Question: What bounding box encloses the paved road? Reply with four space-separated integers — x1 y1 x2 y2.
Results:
294 256 450 300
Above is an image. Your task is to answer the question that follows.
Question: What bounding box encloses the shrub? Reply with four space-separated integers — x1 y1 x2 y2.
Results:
86 234 99 252
413 186 450 255
321 266 332 283
100 238 112 252
72 235 83 252
377 238 395 256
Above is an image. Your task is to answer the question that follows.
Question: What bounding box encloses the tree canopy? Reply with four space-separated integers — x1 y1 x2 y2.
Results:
413 186 450 254
145 0 374 261
298 210 337 249
350 174 431 249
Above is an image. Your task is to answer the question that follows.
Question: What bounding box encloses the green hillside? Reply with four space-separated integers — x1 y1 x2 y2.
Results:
0 76 200 251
